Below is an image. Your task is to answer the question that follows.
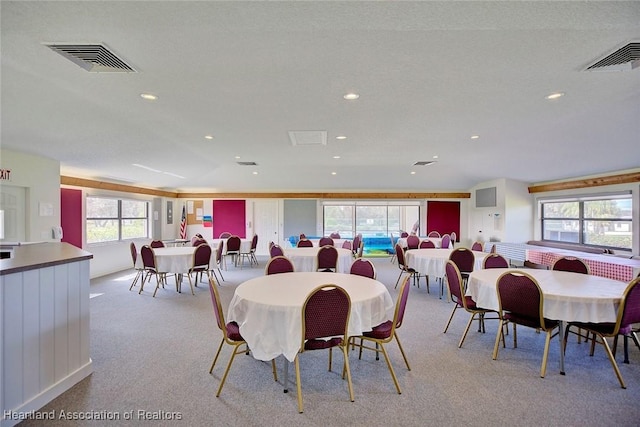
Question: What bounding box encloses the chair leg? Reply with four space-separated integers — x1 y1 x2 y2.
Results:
215 343 244 397
209 339 225 374
443 304 460 334
394 332 411 371
458 313 477 348
540 329 553 378
294 355 304 413
378 342 401 394
341 346 355 403
492 319 505 360
395 271 405 288
598 334 627 389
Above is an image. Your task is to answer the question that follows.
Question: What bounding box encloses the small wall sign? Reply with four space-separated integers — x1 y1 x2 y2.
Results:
0 169 11 180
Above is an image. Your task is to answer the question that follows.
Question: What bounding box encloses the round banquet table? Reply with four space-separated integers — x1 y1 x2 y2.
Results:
396 237 443 249
135 246 198 274
282 247 353 274
227 272 394 362
467 267 629 374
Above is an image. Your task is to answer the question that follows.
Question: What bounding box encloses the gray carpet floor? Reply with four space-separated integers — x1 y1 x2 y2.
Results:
18 256 640 426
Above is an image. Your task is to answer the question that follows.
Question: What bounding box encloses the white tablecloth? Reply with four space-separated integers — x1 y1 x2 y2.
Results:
227 272 394 361
405 248 487 278
283 247 353 273
136 246 215 273
466 268 629 323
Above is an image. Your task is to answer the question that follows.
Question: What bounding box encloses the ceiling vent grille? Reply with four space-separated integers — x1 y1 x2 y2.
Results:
585 42 640 72
45 43 136 72
288 130 327 146
413 161 436 166
237 161 258 166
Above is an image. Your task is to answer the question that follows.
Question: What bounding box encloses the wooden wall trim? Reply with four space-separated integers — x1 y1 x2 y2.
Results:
176 192 471 199
60 176 470 199
60 176 178 198
528 171 640 193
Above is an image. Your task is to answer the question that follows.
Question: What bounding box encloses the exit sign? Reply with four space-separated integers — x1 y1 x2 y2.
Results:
0 169 11 180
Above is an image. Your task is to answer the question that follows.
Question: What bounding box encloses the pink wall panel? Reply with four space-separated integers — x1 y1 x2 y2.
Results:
426 201 460 241
60 188 83 248
212 200 246 238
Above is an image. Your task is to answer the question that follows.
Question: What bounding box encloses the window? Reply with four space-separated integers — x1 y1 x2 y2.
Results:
541 195 632 250
323 202 419 238
86 196 149 243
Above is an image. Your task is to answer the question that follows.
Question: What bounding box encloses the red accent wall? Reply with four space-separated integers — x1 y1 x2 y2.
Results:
212 200 246 238
426 201 460 242
60 188 83 248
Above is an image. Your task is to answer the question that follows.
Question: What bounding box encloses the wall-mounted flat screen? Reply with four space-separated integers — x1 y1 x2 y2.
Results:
476 187 497 208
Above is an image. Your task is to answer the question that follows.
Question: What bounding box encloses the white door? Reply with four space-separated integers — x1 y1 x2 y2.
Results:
0 185 26 241
252 200 279 256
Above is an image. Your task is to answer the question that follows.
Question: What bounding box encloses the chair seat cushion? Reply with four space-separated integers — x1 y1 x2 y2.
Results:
570 321 631 336
362 320 393 339
505 313 558 330
226 321 244 341
305 337 343 350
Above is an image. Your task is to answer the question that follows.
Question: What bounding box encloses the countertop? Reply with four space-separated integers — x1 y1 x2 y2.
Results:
0 242 93 276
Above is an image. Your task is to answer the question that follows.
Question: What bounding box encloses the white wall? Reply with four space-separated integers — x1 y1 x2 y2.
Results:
0 149 61 242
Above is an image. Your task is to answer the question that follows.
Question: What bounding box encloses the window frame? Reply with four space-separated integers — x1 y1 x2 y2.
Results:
539 193 632 251
86 196 150 244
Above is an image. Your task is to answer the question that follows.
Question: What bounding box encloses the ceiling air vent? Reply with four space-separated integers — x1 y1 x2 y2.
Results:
413 161 436 166
45 43 136 72
585 42 640 72
237 161 258 166
288 130 327 146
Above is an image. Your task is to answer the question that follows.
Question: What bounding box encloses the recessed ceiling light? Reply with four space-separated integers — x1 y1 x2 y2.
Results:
546 92 565 100
410 171 416 175
333 156 341 159
470 135 480 140
252 171 258 175
140 93 157 100
331 172 337 175
235 156 241 159
205 135 214 140
336 135 347 140
343 93 359 100
433 155 439 159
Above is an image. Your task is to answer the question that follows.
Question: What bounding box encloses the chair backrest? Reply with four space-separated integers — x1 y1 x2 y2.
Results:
618 277 640 331
140 245 157 271
552 256 589 274
329 232 341 239
301 285 351 345
445 261 465 306
393 275 411 329
351 234 361 254
524 260 549 270
150 240 165 248
496 271 547 328
440 234 451 249
208 278 227 336
471 241 484 251
265 256 295 275
450 231 457 242
192 238 207 247
406 235 420 249
349 258 377 279
319 237 334 247
356 239 364 258
192 243 212 270
270 244 284 258
299 233 306 239
297 239 314 248
490 244 497 254
483 253 509 269
395 243 407 268
400 231 409 238
428 231 440 238
215 240 224 264
226 236 241 253
130 242 138 267
341 240 352 250
219 232 232 239
317 245 339 271
449 248 475 273
419 239 435 249
250 234 258 251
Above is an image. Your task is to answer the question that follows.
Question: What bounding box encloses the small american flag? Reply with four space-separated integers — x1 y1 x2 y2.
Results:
179 205 187 239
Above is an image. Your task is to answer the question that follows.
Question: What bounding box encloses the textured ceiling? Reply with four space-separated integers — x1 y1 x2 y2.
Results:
1 1 639 193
